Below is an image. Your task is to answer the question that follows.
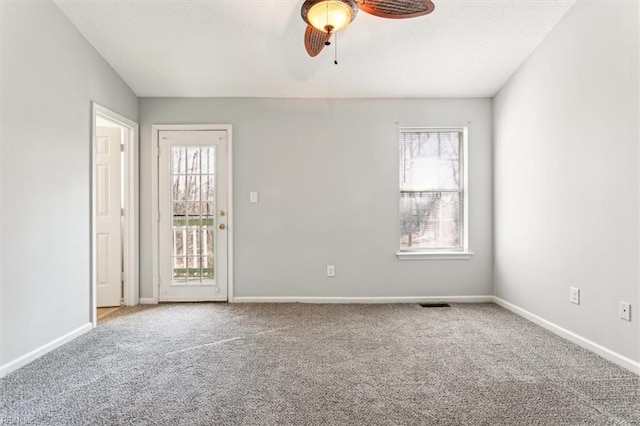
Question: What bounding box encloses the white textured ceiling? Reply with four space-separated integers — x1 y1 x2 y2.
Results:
55 0 575 98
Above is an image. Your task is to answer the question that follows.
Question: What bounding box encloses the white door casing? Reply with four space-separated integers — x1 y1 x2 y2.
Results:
95 126 122 307
158 130 228 301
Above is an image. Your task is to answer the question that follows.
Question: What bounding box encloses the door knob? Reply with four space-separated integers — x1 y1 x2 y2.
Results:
219 224 226 230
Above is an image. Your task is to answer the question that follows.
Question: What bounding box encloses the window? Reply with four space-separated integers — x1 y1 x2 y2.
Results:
397 128 471 260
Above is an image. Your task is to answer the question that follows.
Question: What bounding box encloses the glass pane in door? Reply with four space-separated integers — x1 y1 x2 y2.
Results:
170 146 216 284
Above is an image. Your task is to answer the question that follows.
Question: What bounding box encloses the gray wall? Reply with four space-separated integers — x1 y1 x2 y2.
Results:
494 0 639 361
139 98 493 299
1 1 138 366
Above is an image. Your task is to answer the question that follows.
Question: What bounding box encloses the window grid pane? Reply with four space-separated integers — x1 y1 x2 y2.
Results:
400 191 462 250
400 131 462 191
399 129 464 250
170 146 216 284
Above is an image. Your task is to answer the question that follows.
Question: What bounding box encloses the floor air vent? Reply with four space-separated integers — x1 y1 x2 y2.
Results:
419 303 451 308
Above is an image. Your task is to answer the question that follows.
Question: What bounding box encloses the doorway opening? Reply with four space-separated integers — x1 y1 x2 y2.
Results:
91 103 139 327
151 125 234 303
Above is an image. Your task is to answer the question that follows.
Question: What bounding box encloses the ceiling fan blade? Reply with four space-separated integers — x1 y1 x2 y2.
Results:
304 25 331 57
356 0 435 19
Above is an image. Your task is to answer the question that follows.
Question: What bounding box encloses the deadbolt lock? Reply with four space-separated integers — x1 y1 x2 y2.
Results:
220 210 225 216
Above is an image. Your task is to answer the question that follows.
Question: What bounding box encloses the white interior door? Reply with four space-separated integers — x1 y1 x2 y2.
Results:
96 126 122 307
159 130 228 301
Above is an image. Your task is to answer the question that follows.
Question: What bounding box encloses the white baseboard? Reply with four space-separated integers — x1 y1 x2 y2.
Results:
232 295 493 304
139 298 158 305
493 297 640 375
0 323 93 378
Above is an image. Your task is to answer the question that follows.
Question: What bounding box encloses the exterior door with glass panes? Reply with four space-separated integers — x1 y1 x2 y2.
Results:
158 130 227 301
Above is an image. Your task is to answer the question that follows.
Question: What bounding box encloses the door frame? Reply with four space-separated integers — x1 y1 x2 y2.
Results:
150 124 234 303
91 103 140 327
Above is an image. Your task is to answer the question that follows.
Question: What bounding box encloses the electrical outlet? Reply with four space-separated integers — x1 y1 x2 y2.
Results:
620 302 631 321
326 265 335 277
570 287 580 305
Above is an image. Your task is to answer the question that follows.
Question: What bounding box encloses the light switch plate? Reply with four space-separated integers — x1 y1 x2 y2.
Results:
249 192 258 203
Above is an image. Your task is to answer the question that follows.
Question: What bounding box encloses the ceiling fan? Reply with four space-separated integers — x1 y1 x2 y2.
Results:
301 0 435 59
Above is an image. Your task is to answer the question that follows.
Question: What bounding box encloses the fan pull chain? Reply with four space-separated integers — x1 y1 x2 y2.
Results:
334 31 338 65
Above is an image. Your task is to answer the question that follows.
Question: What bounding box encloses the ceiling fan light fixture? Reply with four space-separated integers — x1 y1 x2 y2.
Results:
302 0 357 33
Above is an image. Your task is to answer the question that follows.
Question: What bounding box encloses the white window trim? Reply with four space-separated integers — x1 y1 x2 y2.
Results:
397 127 471 260
396 251 474 260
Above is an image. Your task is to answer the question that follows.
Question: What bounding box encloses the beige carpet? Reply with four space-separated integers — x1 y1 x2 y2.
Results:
1 303 639 425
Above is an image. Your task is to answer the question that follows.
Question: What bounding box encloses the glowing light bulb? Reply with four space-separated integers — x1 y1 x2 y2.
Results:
307 1 353 33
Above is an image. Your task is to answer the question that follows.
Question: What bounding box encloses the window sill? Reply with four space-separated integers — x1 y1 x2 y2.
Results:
396 251 474 260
